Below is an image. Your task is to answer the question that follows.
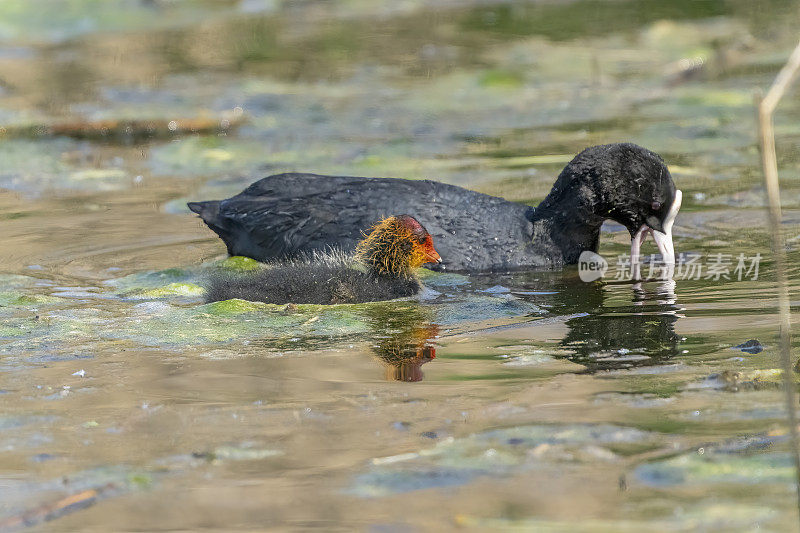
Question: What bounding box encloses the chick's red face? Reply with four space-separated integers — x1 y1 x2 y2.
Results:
420 234 441 264
396 215 441 267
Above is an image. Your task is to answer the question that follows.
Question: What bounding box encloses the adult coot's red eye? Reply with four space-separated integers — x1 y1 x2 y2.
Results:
651 201 662 211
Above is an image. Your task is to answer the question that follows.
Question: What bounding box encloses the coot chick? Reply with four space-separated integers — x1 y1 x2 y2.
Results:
188 143 682 272
205 215 441 304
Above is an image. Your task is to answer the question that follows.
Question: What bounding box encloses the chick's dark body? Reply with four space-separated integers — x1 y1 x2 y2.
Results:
206 259 420 305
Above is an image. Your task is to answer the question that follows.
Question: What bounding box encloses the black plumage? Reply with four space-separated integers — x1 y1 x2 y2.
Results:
189 143 679 272
206 254 421 305
205 215 439 305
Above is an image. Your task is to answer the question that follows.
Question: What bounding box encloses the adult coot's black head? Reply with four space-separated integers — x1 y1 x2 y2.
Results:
532 143 682 264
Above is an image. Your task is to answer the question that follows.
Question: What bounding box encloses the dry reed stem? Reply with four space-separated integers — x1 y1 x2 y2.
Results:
755 38 800 524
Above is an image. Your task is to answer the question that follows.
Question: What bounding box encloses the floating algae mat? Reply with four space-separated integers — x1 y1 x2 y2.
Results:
351 424 662 497
0 260 543 357
635 432 798 487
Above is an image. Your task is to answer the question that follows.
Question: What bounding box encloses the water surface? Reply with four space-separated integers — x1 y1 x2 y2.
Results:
2 0 800 530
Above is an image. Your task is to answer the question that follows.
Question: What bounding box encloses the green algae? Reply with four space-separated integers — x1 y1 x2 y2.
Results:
69 168 128 181
454 504 777 532
459 0 734 42
678 89 754 108
0 324 30 338
85 258 544 351
217 256 262 272
28 263 523 352
148 136 270 177
0 0 243 45
0 291 63 307
352 424 660 497
127 473 153 489
201 298 269 316
478 69 525 89
0 139 76 194
107 267 196 292
124 282 205 299
208 445 283 462
94 299 377 347
415 269 470 286
637 450 796 486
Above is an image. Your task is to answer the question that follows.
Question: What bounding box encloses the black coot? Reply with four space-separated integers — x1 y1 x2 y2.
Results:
189 143 682 272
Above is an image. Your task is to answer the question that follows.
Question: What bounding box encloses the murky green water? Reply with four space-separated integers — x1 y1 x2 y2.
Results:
2 0 800 530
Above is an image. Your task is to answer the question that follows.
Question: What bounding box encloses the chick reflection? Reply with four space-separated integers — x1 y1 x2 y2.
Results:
560 278 681 371
360 303 438 382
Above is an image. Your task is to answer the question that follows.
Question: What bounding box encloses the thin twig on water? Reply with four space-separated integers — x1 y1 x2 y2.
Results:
755 38 800 525
0 483 118 532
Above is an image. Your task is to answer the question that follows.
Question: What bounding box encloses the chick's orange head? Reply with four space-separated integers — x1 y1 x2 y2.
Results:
395 215 441 268
356 215 441 275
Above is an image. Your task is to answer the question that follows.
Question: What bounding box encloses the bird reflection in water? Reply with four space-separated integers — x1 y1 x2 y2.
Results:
560 277 682 371
360 303 438 382
500 270 683 372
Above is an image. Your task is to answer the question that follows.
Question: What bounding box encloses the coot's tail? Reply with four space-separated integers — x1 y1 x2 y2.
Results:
187 200 237 255
187 200 219 221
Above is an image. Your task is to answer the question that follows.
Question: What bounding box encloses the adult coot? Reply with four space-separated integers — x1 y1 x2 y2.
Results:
189 143 681 272
205 215 440 304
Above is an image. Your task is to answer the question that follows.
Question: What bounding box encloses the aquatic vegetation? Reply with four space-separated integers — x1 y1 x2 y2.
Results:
351 424 660 496
122 282 205 300
637 447 796 486
2 0 800 529
452 504 776 532
0 0 246 44
217 256 262 272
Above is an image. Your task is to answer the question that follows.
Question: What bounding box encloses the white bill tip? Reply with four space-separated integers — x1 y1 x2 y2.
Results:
630 189 682 279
